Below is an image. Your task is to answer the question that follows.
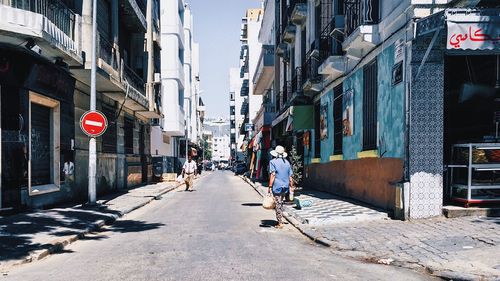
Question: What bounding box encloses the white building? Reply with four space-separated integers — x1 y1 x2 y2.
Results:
230 8 263 162
205 118 231 162
152 0 203 159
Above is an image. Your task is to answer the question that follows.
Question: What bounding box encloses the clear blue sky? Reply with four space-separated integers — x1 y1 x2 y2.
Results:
189 0 261 119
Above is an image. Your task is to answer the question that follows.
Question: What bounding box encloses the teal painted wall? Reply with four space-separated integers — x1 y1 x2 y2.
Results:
342 69 364 160
377 45 405 159
306 44 406 164
320 91 334 162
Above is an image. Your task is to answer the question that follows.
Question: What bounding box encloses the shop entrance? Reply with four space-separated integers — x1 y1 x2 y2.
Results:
444 54 500 205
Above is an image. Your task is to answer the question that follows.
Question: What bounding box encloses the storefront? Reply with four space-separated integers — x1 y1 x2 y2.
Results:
410 8 500 217
443 10 500 206
0 45 75 211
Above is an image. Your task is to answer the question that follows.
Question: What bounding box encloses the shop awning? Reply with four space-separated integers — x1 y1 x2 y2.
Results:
291 105 314 131
272 107 290 127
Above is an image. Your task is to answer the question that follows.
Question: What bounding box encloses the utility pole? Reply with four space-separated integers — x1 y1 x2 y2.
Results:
88 0 97 205
146 0 154 112
184 96 191 160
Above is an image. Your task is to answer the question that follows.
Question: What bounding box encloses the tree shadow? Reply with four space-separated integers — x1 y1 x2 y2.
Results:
0 205 164 264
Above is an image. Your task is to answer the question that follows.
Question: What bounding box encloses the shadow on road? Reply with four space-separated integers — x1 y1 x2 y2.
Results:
241 203 262 207
259 220 278 228
0 206 164 264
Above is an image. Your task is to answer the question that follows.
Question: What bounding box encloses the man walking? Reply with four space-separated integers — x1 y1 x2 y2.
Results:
182 155 197 191
268 145 293 229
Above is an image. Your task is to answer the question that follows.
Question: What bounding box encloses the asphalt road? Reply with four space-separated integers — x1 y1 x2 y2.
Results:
3 171 434 281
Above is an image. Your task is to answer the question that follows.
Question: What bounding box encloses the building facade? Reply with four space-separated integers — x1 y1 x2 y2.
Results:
0 0 161 211
262 0 499 219
229 8 263 165
151 0 203 163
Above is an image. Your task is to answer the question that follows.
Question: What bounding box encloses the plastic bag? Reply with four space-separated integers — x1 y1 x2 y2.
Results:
262 194 275 210
176 175 184 183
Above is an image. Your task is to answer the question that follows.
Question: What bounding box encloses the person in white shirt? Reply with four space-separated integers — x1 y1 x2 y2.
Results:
182 155 197 191
63 160 75 189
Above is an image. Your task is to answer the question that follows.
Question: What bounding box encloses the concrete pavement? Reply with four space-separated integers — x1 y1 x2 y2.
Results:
2 171 434 280
242 177 500 281
0 178 191 273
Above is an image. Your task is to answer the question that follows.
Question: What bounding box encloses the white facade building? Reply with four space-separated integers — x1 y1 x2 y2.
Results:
152 0 203 159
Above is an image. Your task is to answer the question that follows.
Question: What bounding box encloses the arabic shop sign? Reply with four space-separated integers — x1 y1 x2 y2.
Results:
447 14 500 50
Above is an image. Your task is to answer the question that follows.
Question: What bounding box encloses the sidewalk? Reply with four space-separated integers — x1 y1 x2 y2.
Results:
241 177 500 281
0 175 202 273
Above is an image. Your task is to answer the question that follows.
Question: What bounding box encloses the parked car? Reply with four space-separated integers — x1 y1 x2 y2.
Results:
234 163 247 175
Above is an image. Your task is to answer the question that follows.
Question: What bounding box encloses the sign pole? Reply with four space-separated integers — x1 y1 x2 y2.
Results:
88 0 98 205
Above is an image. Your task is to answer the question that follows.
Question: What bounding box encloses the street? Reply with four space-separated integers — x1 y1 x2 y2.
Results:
3 171 432 281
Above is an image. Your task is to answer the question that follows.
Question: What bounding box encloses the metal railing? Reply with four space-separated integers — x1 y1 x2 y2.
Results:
5 0 75 39
302 49 321 83
282 81 291 106
123 63 146 96
345 0 380 36
98 34 117 69
291 67 303 94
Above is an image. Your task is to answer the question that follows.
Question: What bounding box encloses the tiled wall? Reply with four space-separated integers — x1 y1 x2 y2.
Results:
408 36 445 219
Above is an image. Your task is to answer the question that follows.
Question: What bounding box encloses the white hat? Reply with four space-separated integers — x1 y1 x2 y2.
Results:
270 145 287 158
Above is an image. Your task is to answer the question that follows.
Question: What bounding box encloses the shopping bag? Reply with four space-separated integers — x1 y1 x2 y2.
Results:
176 175 184 183
289 191 294 202
262 194 275 210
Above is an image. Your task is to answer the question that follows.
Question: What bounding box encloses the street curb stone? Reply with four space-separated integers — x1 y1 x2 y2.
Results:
1 177 203 272
239 176 332 247
238 176 497 281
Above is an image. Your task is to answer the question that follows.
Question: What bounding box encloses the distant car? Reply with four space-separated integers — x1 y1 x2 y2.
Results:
234 163 247 175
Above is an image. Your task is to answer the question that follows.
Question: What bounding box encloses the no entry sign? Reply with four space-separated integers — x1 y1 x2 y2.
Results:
80 110 108 137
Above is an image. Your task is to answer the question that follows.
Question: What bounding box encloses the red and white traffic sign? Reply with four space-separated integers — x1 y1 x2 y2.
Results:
80 110 108 137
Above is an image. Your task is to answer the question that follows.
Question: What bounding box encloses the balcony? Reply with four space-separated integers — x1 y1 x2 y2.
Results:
253 45 275 96
119 0 147 32
302 51 323 96
123 63 146 96
290 0 307 25
0 0 82 65
240 79 249 96
318 17 347 80
282 25 297 44
276 43 288 57
241 98 249 115
343 0 380 59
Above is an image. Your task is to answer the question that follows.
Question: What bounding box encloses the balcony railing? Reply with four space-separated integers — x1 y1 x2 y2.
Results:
6 0 76 39
345 0 380 36
123 63 146 96
291 67 303 94
98 34 118 70
302 50 321 83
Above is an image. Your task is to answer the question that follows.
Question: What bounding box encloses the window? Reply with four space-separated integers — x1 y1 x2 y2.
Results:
314 102 321 158
124 116 134 154
178 89 184 107
333 84 343 154
363 59 378 150
29 92 60 195
101 105 116 153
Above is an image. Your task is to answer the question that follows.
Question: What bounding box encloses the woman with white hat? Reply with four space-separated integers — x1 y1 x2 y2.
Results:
268 145 294 229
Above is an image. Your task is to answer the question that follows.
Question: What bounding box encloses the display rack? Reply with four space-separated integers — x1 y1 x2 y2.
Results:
448 143 500 207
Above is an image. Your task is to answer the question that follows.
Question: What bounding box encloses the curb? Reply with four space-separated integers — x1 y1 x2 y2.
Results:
1 180 189 272
237 176 495 280
239 176 331 248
